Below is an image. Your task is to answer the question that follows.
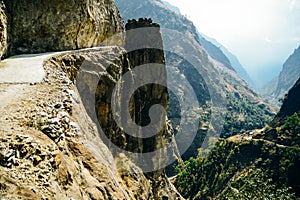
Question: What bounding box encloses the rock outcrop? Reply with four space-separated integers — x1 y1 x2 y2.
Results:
52 18 182 199
115 0 274 174
0 45 182 199
0 1 7 59
272 78 300 126
0 0 182 198
0 47 153 199
1 0 123 57
0 18 182 199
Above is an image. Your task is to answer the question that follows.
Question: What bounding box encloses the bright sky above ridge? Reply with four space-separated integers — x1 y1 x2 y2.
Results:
165 0 300 87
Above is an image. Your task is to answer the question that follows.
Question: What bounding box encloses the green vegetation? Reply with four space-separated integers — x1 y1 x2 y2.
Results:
220 169 297 200
174 129 300 199
222 92 273 138
283 113 300 132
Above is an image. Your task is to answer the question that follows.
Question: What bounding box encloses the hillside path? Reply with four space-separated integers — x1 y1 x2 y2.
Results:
0 52 59 131
0 52 62 99
0 53 57 84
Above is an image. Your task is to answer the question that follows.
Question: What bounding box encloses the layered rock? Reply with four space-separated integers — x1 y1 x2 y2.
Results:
1 0 123 57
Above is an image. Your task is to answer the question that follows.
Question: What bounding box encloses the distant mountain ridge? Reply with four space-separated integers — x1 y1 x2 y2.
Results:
197 32 235 71
160 1 254 87
261 45 300 106
161 0 180 14
198 32 255 87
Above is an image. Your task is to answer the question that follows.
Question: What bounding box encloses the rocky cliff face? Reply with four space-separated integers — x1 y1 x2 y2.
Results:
0 0 182 198
261 45 300 106
1 0 123 57
0 1 7 59
0 38 182 200
272 78 300 127
48 45 181 199
0 47 154 199
115 0 274 169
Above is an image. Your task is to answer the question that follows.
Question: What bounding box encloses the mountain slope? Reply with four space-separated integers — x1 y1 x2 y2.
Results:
275 46 300 100
197 33 234 71
160 1 254 86
116 0 235 72
161 0 181 14
115 0 274 167
199 33 255 86
175 78 300 199
261 45 300 106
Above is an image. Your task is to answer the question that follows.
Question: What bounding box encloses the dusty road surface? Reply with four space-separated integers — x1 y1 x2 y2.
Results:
0 53 57 84
0 52 61 111
0 53 58 132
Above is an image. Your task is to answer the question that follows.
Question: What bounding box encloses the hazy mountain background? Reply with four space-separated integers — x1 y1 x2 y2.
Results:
199 33 256 87
161 0 180 14
159 0 255 87
261 45 300 106
164 0 300 89
116 0 254 87
197 32 255 87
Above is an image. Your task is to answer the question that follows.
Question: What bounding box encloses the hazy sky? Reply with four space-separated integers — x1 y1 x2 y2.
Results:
165 0 300 87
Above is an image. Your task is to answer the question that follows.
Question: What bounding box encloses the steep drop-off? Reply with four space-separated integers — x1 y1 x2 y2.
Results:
0 0 183 199
115 0 274 165
175 79 300 199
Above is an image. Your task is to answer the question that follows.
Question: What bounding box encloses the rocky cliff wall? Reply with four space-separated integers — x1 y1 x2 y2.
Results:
45 19 182 199
261 45 300 107
273 78 300 126
0 0 123 57
0 47 154 199
0 1 7 58
0 46 182 199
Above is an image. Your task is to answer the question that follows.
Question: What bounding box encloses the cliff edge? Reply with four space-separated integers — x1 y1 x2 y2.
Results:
0 0 182 199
